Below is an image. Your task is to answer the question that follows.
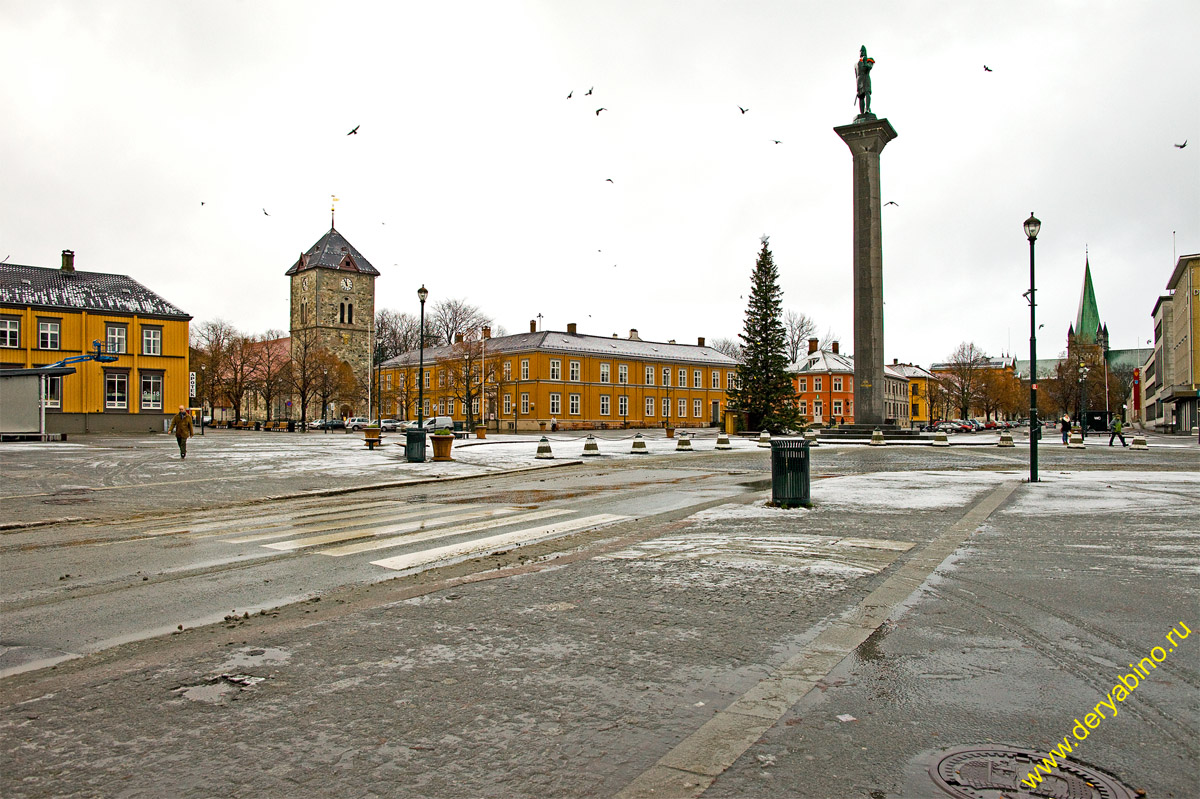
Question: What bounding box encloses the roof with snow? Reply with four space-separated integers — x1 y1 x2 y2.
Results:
788 349 909 381
284 227 380 277
0 263 191 319
381 330 739 368
890 363 937 380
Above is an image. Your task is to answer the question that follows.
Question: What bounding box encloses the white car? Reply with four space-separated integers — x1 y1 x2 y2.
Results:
346 417 371 431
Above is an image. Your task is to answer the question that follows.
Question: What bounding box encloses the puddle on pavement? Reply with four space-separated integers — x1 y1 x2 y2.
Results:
220 646 290 670
176 673 268 703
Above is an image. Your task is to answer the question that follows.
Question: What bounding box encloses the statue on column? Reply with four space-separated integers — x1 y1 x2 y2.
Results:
855 46 875 120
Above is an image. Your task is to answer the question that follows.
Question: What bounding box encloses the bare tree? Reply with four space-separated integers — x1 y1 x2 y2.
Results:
711 337 744 361
783 310 817 363
374 309 421 362
191 319 237 419
288 328 323 425
942 342 988 419
254 331 291 421
818 328 842 352
428 298 492 347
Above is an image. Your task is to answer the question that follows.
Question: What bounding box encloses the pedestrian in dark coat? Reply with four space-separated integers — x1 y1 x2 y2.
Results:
1060 414 1071 445
167 405 194 459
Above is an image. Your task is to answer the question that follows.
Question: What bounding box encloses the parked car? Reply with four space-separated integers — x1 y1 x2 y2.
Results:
933 421 959 433
312 418 345 430
375 419 403 432
402 416 454 432
346 417 371 431
983 420 999 430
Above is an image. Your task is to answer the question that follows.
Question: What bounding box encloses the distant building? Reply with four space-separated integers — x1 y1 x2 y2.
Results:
788 338 909 427
1142 253 1198 433
890 361 938 428
379 323 738 431
0 250 191 433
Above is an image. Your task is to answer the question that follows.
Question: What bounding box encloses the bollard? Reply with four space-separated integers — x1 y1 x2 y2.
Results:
676 434 693 452
1130 436 1148 450
582 435 601 456
998 430 1015 447
630 434 648 455
804 429 820 447
1068 431 1085 449
535 436 554 459
870 428 885 446
932 431 949 447
715 432 732 450
757 431 771 448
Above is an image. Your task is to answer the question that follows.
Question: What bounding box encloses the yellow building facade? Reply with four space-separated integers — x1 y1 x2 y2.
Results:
379 324 739 431
1 252 192 433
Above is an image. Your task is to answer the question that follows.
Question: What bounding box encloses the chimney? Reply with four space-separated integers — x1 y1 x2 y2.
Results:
455 333 464 344
482 326 491 340
808 338 819 354
61 249 75 271
831 341 839 354
697 337 705 347
893 358 898 365
567 322 577 335
530 320 537 333
628 329 640 341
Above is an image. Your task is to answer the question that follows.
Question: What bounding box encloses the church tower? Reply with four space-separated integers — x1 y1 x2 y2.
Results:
285 226 379 410
1066 255 1109 363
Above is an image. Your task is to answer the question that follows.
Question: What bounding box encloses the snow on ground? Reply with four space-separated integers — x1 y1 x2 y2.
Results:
808 470 1020 510
998 470 1200 515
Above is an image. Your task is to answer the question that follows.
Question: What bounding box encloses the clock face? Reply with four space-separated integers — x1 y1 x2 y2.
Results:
341 277 353 291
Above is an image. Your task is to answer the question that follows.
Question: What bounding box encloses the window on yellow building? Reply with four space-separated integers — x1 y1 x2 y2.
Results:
662 397 669 417
0 317 19 348
693 370 701 388
711 371 719 389
569 394 580 414
618 364 628 384
521 359 529 380
645 397 655 416
503 394 512 414
550 359 561 380
38 320 60 350
521 393 529 414
600 363 610 383
678 397 686 417
105 372 127 409
694 398 702 417
645 366 654 385
600 395 610 415
618 396 628 416
142 327 162 356
678 368 686 387
570 361 580 381
141 373 163 410
549 393 561 414
663 367 671 387
43 375 62 408
503 361 511 381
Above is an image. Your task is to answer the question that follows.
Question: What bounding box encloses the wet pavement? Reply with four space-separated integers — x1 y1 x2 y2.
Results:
0 431 1197 798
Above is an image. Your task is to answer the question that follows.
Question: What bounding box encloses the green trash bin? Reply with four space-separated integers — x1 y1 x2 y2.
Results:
405 429 427 463
770 437 811 508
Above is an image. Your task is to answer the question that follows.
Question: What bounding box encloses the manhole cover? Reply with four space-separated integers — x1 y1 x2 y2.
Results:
928 745 1138 798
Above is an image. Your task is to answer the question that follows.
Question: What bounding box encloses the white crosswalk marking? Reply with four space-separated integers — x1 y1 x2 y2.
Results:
224 504 448 544
140 499 401 536
262 507 521 551
320 508 575 557
370 513 628 572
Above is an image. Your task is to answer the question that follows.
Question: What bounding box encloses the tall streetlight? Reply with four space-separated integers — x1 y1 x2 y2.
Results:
199 364 206 436
1024 212 1040 482
1079 362 1090 440
408 285 429 463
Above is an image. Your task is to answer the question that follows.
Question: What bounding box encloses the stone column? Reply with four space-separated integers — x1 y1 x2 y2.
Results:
833 118 898 426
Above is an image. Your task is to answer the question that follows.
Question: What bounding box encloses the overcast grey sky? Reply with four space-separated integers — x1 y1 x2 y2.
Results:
2 1 1196 366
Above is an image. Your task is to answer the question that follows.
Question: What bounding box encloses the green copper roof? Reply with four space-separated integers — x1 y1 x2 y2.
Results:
1074 257 1102 345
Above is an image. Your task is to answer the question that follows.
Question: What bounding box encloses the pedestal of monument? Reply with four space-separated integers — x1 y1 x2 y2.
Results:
834 115 898 427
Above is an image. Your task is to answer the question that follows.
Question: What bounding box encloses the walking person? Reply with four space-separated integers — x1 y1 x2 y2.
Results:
167 404 195 459
1109 416 1128 447
1060 414 1071 445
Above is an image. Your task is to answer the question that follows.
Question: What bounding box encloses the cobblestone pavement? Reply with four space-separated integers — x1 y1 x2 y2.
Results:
1 432 1197 798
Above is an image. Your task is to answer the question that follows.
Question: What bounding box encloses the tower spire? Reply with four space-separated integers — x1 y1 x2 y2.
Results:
331 195 339 229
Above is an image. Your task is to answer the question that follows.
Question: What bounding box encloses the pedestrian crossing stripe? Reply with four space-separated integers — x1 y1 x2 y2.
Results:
223 504 451 544
261 507 522 551
319 507 575 557
370 513 629 572
140 498 405 537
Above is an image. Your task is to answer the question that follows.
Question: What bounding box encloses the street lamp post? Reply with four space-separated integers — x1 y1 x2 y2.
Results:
1024 212 1040 482
407 285 429 464
199 364 206 436
322 369 329 434
1079 362 1090 440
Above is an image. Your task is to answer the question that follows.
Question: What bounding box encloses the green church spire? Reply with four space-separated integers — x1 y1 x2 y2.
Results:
1074 254 1102 345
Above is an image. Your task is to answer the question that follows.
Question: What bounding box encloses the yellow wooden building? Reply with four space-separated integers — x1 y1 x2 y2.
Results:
0 250 192 433
378 323 740 431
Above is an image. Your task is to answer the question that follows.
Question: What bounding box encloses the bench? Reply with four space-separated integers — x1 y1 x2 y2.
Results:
264 420 289 432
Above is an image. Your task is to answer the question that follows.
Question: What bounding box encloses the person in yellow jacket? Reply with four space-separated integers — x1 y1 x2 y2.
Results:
167 405 195 459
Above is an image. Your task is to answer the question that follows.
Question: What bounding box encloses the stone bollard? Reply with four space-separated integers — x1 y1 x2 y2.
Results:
932 431 949 447
630 434 648 455
715 433 732 450
804 429 820 447
757 431 771 448
1130 436 1148 450
998 431 1015 447
1068 431 1085 449
676 434 693 452
535 436 554 459
582 435 601 456
870 428 885 446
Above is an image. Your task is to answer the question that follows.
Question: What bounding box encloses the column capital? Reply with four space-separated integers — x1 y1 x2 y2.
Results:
833 118 899 155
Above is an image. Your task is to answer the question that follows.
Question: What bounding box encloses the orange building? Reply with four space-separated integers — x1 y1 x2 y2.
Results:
1 251 191 433
789 338 910 427
379 323 739 431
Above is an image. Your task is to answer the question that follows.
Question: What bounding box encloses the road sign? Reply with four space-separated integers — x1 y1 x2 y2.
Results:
189 371 196 397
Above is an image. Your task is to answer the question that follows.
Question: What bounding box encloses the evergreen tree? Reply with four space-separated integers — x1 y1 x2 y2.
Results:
729 237 799 431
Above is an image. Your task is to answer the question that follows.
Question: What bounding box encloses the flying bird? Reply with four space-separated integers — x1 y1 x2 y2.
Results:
263 208 270 216
738 106 749 114
200 202 205 206
585 87 593 96
347 125 360 135
595 107 607 116
884 201 898 207
772 140 781 144
566 90 573 99
605 178 613 183
1175 140 1188 148
1 255 8 263
983 65 993 72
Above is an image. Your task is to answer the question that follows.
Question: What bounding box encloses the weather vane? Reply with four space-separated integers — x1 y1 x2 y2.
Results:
331 194 339 228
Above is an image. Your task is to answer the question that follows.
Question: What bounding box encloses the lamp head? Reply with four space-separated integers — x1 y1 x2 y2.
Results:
417 285 428 303
1024 212 1041 241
